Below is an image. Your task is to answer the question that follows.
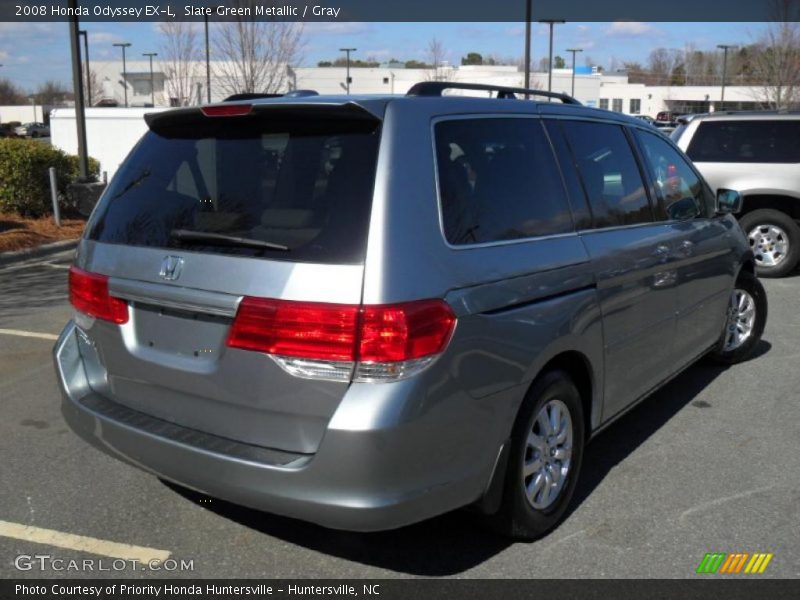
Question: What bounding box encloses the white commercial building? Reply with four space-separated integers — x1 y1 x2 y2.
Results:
51 61 788 180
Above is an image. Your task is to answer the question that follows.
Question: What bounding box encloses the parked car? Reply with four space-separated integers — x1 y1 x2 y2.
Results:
14 122 50 138
54 82 766 539
673 111 800 277
0 124 18 138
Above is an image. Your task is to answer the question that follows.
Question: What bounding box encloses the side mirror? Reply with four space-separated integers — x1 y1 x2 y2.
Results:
716 189 743 214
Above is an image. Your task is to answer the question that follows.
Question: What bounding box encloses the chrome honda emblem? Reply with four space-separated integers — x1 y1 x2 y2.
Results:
159 256 184 281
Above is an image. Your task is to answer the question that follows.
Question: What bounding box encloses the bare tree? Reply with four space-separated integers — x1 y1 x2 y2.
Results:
159 21 200 106
749 4 800 109
84 70 104 107
212 1 304 95
425 37 454 82
34 80 71 105
0 78 26 104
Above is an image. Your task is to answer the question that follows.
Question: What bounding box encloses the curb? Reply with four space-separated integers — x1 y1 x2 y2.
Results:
0 239 79 267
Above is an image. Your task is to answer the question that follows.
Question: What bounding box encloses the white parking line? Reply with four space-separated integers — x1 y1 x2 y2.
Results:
0 329 58 341
0 520 170 563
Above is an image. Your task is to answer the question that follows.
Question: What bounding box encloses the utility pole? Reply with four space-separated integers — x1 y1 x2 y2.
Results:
539 20 565 96
79 30 91 106
68 0 89 180
204 12 211 103
339 48 356 94
524 0 532 97
113 42 131 107
717 44 737 109
143 52 158 106
566 48 583 97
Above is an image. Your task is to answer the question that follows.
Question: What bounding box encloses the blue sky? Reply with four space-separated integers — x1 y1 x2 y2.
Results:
0 21 767 91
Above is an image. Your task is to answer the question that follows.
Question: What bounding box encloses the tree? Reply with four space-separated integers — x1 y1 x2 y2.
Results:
425 37 453 81
212 1 304 95
159 21 200 106
0 79 26 104
553 55 566 69
84 70 104 107
405 60 430 69
749 16 800 109
461 52 483 66
34 81 71 105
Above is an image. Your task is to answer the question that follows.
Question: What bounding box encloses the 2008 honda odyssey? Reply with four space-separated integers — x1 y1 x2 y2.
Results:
54 82 766 539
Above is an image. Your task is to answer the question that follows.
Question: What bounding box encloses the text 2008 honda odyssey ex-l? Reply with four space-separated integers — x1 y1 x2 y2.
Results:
54 82 766 539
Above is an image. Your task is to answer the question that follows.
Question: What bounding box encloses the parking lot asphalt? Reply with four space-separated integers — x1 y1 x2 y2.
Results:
0 250 798 579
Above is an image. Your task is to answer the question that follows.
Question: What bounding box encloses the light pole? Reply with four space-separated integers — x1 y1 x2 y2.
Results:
717 44 737 110
204 12 211 103
79 30 91 106
539 19 565 96
566 47 583 97
143 52 158 106
113 42 131 107
524 0 532 96
340 48 356 94
68 0 89 180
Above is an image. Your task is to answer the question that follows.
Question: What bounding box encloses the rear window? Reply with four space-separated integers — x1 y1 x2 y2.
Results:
433 118 574 245
87 112 381 264
686 120 800 163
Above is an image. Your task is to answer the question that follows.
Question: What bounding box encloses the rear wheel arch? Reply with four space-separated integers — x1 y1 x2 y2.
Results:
740 194 800 221
527 351 595 441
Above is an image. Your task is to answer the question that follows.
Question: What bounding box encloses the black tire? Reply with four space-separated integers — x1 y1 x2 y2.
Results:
710 271 767 365
30 132 38 138
738 209 800 278
488 370 585 540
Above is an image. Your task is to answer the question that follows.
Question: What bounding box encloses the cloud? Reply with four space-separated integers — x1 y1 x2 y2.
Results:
88 32 124 44
303 22 374 35
604 22 662 37
0 50 8 61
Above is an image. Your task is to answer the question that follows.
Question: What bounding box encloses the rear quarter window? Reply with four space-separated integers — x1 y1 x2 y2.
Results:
433 118 574 246
687 120 800 163
87 112 381 264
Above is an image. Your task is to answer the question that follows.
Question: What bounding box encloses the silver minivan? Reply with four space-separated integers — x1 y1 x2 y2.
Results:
54 83 767 539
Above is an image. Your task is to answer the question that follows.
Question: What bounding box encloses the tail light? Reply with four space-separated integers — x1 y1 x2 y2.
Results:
227 298 456 382
69 267 129 324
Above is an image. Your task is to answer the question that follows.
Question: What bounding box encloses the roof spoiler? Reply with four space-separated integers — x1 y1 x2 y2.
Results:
144 100 379 131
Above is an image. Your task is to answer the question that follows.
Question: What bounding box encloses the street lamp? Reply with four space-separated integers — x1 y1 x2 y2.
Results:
79 30 91 106
112 42 131 107
717 44 738 109
566 48 583 97
143 52 158 106
204 12 211 103
539 19 565 96
524 0 532 96
339 48 356 94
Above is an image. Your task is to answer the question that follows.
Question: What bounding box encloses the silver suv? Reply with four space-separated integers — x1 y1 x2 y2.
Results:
673 112 800 277
54 83 766 539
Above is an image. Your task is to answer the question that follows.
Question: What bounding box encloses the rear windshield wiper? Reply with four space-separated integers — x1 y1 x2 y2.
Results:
170 229 290 251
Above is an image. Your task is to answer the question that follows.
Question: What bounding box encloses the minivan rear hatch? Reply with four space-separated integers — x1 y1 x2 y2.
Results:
75 102 382 454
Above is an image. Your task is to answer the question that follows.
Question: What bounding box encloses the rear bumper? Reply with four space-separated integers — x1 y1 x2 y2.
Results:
54 320 504 532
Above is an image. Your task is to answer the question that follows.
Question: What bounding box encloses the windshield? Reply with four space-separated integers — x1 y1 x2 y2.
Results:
87 112 381 264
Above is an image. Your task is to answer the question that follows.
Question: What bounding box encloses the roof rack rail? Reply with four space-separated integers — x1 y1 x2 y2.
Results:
406 81 581 105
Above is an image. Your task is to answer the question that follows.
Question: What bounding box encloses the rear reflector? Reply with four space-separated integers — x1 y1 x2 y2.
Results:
226 297 456 382
200 104 253 117
68 267 129 324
